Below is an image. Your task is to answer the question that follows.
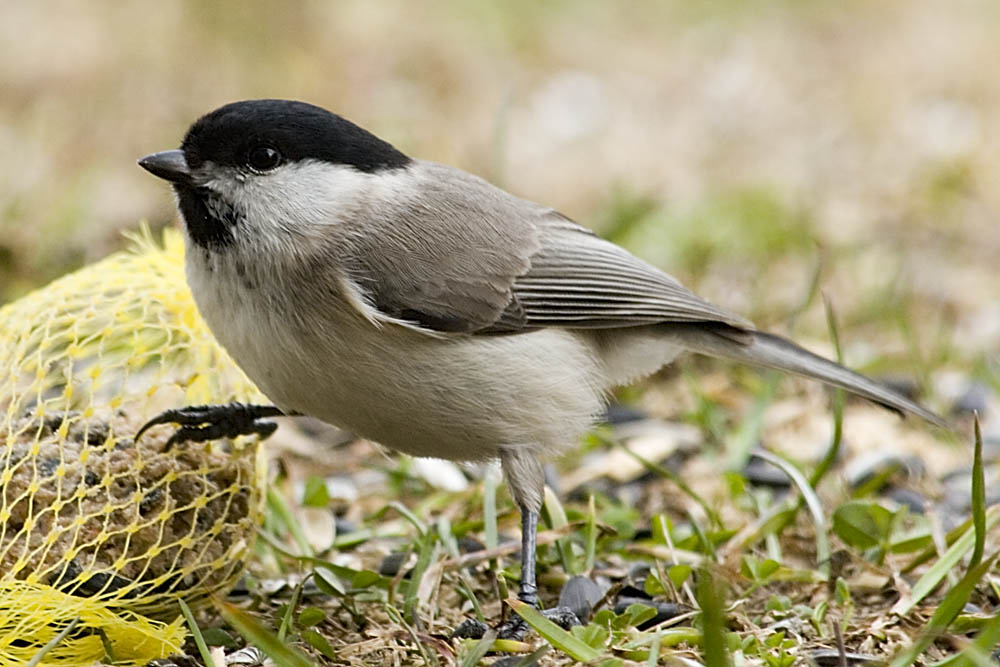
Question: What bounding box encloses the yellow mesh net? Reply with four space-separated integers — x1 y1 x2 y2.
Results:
0 227 267 666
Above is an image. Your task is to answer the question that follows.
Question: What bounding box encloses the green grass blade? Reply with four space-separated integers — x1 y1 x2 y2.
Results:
509 645 552 666
752 449 830 578
404 527 438 624
894 507 1000 616
508 598 602 662
725 372 779 471
933 609 1000 667
809 390 842 488
646 629 661 666
267 487 313 558
688 509 716 558
902 516 976 574
179 600 214 667
696 567 731 667
388 501 428 536
970 414 985 568
809 294 845 488
543 486 576 575
491 638 534 654
459 629 497 667
26 617 80 667
277 575 307 641
456 575 486 623
219 602 316 667
584 494 598 573
889 555 997 667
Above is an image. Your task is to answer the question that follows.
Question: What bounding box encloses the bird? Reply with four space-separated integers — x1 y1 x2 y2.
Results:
137 98 944 637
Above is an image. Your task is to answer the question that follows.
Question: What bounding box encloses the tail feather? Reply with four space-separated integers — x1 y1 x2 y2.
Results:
664 324 946 428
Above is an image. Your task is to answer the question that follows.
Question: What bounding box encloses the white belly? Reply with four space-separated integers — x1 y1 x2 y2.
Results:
186 252 609 461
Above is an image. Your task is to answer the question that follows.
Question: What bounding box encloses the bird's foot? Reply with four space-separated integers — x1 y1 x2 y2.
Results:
135 403 285 449
452 605 580 642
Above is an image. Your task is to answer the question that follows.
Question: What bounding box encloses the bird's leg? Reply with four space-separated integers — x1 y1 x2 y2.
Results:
134 402 290 449
453 449 581 642
490 505 581 639
516 508 540 606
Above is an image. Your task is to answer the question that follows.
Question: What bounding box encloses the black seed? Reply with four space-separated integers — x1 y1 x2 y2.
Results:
43 411 78 433
810 649 880 666
84 422 109 446
457 536 485 554
616 584 651 600
49 559 135 598
743 453 792 488
378 551 409 577
884 487 927 514
36 457 60 477
558 575 607 622
139 487 164 514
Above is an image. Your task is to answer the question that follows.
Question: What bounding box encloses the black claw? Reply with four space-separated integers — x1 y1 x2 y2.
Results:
495 614 529 641
453 502 584 645
495 606 581 640
254 420 279 439
540 606 582 630
135 403 286 449
164 426 211 450
455 605 581 643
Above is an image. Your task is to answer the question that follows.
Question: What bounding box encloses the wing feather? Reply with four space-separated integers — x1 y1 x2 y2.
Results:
490 219 752 332
339 160 749 336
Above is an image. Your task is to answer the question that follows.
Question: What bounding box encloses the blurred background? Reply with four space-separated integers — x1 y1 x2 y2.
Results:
1 0 997 420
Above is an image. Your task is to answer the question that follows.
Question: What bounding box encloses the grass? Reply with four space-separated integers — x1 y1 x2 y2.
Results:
162 381 989 665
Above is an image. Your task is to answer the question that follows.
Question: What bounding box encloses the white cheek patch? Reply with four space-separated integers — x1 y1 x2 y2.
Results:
196 158 422 233
193 160 374 227
190 159 420 268
237 160 376 230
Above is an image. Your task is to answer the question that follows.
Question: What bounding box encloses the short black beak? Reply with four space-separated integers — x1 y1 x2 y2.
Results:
138 150 192 184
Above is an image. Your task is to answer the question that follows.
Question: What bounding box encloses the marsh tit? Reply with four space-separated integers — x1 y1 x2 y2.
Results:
138 99 943 635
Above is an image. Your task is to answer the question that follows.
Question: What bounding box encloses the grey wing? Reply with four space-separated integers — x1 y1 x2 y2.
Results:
492 215 752 333
336 162 540 333
339 160 749 336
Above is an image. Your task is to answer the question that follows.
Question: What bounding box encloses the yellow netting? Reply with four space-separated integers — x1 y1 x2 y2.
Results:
0 227 267 666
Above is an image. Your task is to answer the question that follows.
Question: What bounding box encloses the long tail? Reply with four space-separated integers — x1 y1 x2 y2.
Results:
664 324 946 428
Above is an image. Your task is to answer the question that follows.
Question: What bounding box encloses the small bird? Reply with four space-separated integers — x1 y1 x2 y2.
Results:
138 99 943 636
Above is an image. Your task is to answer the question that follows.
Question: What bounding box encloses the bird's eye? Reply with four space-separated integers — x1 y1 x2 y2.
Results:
246 145 282 172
